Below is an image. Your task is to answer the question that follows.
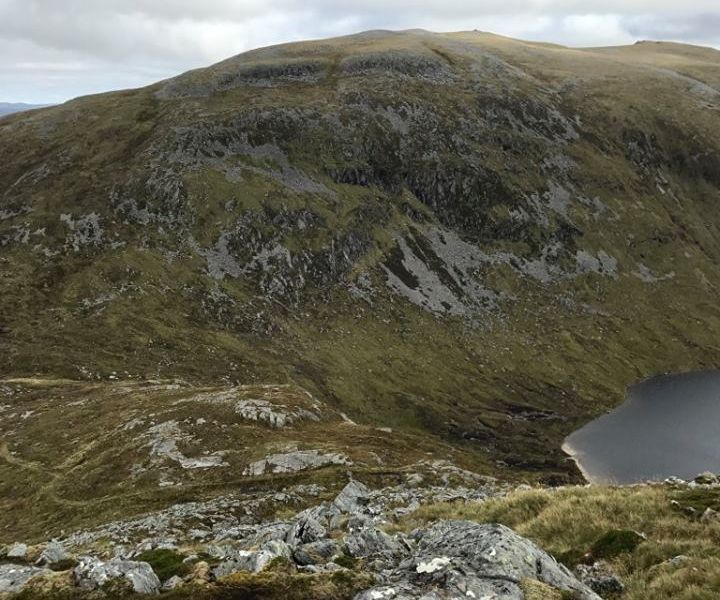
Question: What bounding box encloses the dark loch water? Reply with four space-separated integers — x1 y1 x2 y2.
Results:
563 371 720 484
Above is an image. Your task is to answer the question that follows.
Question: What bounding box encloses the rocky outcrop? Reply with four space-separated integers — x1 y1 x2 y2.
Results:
0 472 610 599
339 49 454 82
37 541 69 566
0 564 49 594
233 398 318 427
293 540 339 566
2 545 26 560
157 58 331 98
355 521 601 600
74 557 161 594
334 480 372 513
244 450 349 476
210 548 278 578
145 420 228 469
344 527 408 560
285 506 335 546
187 386 326 428
14 469 719 597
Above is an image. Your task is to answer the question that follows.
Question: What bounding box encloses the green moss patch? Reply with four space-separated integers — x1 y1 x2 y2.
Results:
135 549 192 582
588 529 646 562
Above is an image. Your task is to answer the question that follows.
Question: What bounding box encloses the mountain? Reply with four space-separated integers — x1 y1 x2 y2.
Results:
1 29 720 566
0 102 51 117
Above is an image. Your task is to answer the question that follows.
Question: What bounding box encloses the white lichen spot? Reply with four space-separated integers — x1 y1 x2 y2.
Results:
369 589 396 600
416 556 451 573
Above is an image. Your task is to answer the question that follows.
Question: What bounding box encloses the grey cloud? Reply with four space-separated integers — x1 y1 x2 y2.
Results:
625 13 720 46
0 1 719 103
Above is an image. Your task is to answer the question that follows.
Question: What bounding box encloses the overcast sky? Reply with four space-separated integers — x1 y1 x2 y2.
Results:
2 0 720 104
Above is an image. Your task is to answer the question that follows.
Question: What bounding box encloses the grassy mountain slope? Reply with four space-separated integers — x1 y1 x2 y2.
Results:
2 29 720 500
0 378 488 541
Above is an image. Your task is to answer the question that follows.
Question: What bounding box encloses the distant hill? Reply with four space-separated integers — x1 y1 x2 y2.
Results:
0 102 51 116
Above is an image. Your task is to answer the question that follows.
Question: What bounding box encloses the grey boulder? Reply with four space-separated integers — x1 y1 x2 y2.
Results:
4 543 28 559
37 541 69 565
209 540 290 579
245 450 348 476
355 521 602 600
576 562 625 596
74 556 161 594
285 504 341 546
286 515 327 546
334 480 371 514
345 527 408 559
263 540 293 561
211 549 276 578
293 540 339 566
162 575 184 590
0 564 48 594
701 507 720 522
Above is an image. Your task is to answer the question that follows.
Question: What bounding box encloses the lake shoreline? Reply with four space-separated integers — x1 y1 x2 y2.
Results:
562 370 720 485
561 440 599 485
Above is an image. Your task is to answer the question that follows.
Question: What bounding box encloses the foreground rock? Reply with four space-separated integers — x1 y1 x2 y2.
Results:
74 557 161 594
1 545 27 561
355 521 601 600
0 564 49 594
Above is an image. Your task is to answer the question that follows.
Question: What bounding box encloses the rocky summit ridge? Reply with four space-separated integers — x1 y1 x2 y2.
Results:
2 28 720 599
